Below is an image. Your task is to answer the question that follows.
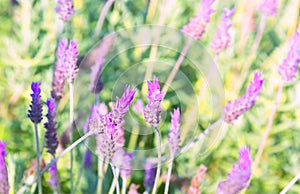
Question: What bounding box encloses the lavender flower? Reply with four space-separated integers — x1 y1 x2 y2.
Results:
48 164 59 191
128 184 140 194
51 39 68 101
55 0 75 22
88 104 107 134
223 72 264 124
0 141 9 193
111 86 136 126
278 31 300 82
168 108 181 155
133 99 144 114
44 98 58 157
64 39 80 83
211 8 236 54
144 161 156 192
258 0 278 16
28 82 43 124
84 150 92 169
181 0 216 40
144 77 164 127
97 116 118 161
217 147 252 194
120 153 134 179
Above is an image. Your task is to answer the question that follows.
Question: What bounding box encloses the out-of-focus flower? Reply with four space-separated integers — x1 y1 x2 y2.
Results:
144 161 156 192
44 99 59 157
0 141 9 193
258 0 278 16
211 8 236 54
51 39 68 101
48 164 59 191
187 164 207 194
181 0 216 40
223 72 264 124
133 99 144 114
120 152 134 179
278 31 300 82
168 108 181 155
55 0 75 22
128 184 140 194
144 77 164 127
64 39 80 83
28 82 43 124
217 147 252 194
111 86 136 126
84 150 92 169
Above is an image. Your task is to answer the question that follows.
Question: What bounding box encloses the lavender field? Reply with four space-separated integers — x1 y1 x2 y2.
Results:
0 0 300 193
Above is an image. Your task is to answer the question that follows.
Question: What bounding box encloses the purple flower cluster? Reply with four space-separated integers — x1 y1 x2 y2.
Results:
48 164 59 191
144 77 164 127
88 104 107 134
181 0 216 40
278 31 300 82
84 150 92 169
55 0 75 22
223 72 264 124
120 152 134 179
217 147 252 194
89 35 115 94
168 108 181 155
44 98 58 157
0 141 9 193
51 38 79 100
211 8 236 54
144 161 156 192
258 0 278 16
28 82 43 124
111 86 136 126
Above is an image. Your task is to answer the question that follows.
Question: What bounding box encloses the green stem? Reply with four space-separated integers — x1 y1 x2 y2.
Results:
69 83 74 194
164 155 173 194
94 0 115 39
152 127 162 194
110 166 120 194
122 177 127 194
280 172 300 194
34 124 42 194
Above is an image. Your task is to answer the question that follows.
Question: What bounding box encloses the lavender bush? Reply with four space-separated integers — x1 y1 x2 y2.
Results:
0 0 299 193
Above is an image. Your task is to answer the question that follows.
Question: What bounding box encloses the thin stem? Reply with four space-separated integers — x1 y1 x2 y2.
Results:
34 124 42 194
97 157 105 194
164 155 173 194
162 38 193 93
122 177 127 194
94 0 115 39
180 119 223 155
236 15 267 93
110 166 120 194
280 172 300 194
17 131 94 194
69 83 74 194
252 82 284 172
152 127 162 194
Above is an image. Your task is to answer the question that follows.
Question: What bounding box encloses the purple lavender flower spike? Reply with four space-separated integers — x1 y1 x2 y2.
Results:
88 104 107 134
28 82 43 124
181 0 216 40
278 31 300 82
64 39 80 83
144 161 156 192
120 153 134 179
144 77 164 127
51 39 68 101
168 108 181 155
133 99 144 114
55 0 75 22
0 141 9 193
223 72 264 124
211 8 236 54
217 146 252 194
111 86 136 125
48 164 59 191
258 0 278 16
44 98 58 157
89 61 104 94
84 150 92 169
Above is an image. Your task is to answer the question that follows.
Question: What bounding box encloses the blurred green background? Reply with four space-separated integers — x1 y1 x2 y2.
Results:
0 0 300 193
